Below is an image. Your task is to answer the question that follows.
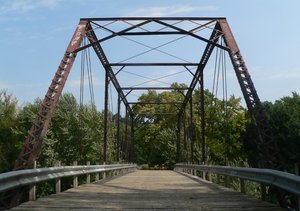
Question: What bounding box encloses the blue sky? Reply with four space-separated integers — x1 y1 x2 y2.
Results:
0 0 300 111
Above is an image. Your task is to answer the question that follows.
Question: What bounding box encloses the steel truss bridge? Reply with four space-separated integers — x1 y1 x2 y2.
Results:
0 17 299 210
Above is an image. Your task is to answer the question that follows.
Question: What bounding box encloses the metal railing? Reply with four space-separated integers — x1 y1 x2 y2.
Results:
174 163 300 195
0 163 136 200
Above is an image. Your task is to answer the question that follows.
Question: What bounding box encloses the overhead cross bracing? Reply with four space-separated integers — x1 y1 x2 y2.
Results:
85 17 223 111
14 17 283 171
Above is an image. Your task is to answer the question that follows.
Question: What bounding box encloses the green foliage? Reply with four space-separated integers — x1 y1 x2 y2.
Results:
1 87 299 176
193 90 249 165
263 92 300 167
133 84 185 168
45 93 103 166
0 90 20 172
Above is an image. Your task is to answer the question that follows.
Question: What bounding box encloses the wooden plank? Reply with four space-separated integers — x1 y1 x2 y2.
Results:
11 170 284 211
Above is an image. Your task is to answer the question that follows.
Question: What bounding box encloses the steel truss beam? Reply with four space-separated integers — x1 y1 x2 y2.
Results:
85 23 134 117
75 20 152 53
128 102 182 105
218 20 284 170
137 113 177 115
178 23 222 117
81 17 226 21
121 87 188 90
76 18 227 53
5 16 285 210
110 63 199 66
0 20 89 210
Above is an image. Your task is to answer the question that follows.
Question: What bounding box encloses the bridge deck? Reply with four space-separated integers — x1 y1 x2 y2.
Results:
12 170 284 211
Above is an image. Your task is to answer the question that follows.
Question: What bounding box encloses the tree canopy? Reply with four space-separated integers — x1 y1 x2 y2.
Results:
0 88 299 173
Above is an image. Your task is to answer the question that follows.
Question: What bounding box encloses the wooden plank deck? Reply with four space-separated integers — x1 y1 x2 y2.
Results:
12 170 284 211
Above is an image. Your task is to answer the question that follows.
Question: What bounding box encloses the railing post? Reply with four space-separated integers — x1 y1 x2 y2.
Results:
240 178 245 193
225 175 230 188
55 161 61 193
29 161 37 201
208 171 212 182
202 162 206 180
73 161 78 188
95 162 99 181
206 163 212 181
239 161 245 193
295 163 300 211
103 162 106 179
86 161 90 184
260 184 266 200
216 174 220 184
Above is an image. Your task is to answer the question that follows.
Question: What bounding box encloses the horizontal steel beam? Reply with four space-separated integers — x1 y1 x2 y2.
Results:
128 102 183 105
81 17 226 21
110 63 199 66
120 31 185 36
137 113 178 115
174 164 300 195
121 87 189 90
0 164 136 193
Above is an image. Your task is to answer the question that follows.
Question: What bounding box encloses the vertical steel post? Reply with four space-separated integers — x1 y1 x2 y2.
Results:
176 114 181 162
125 110 129 162
190 96 194 164
103 69 109 163
183 110 187 162
200 70 206 164
130 116 135 162
116 94 121 162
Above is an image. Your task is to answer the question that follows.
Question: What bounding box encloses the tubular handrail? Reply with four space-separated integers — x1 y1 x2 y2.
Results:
174 163 300 195
0 164 136 193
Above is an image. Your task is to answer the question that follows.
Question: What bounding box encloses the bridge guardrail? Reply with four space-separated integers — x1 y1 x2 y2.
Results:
0 163 137 193
174 163 300 195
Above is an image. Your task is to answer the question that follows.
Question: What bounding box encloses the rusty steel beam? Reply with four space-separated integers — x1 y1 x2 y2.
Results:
110 63 199 66
85 23 134 117
120 31 185 36
128 102 183 105
200 68 206 164
116 94 121 162
121 87 188 90
178 23 222 118
153 19 228 51
103 67 109 163
190 97 194 164
130 117 135 162
137 112 178 115
176 114 182 162
80 17 226 21
218 19 284 170
0 20 89 210
75 20 152 53
14 20 88 170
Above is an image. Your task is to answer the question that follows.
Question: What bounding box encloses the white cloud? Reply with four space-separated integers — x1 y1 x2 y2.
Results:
126 5 217 17
0 0 60 15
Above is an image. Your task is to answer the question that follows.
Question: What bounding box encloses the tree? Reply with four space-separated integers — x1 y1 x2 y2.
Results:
133 84 185 168
263 92 300 169
193 89 249 165
0 90 20 172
